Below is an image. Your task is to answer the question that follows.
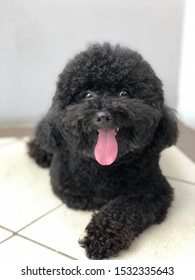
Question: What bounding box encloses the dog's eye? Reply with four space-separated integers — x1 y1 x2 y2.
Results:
119 90 129 97
84 91 95 100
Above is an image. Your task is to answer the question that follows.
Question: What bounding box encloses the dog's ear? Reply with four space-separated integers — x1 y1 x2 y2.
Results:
150 106 178 152
34 106 64 153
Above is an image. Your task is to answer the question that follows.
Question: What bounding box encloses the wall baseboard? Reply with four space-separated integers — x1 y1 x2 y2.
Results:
0 127 35 137
177 121 195 162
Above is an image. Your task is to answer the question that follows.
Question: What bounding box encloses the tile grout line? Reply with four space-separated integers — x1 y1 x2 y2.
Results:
166 176 195 186
16 203 64 234
15 234 77 260
15 202 79 260
0 231 77 260
0 234 16 245
0 225 15 233
0 225 16 244
0 204 63 245
0 204 78 260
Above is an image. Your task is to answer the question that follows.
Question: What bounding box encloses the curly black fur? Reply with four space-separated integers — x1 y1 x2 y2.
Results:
28 139 53 167
28 43 178 259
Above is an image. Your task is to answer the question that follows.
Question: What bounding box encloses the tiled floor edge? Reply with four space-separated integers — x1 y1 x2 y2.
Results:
0 139 20 148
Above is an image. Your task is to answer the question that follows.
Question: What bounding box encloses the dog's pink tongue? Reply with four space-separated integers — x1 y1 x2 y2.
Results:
94 129 118 166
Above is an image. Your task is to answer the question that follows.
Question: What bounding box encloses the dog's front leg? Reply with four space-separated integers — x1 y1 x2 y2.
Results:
80 185 173 259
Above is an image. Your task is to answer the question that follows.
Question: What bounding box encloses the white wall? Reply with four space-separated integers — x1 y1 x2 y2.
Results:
178 0 195 130
0 0 184 125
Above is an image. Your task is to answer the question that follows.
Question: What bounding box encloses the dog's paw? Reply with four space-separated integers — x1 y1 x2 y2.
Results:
28 140 52 167
79 212 133 259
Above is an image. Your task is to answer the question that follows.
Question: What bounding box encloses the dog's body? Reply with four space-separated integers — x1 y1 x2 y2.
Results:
28 43 178 259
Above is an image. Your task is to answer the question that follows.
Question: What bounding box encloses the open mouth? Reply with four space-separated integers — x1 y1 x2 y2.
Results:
94 128 119 166
97 127 119 134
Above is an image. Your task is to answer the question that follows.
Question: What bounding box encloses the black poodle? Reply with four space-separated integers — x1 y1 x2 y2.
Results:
28 43 178 259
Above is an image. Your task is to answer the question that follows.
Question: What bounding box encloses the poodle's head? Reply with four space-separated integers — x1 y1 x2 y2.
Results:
49 43 177 165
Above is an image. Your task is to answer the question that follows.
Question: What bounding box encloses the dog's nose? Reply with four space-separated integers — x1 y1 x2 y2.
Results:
95 111 113 127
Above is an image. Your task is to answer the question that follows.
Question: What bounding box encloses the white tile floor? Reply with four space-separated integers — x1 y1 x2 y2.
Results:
0 137 195 261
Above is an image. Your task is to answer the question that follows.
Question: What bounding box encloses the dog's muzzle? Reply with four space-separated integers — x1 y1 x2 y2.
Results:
93 110 119 166
94 111 113 128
